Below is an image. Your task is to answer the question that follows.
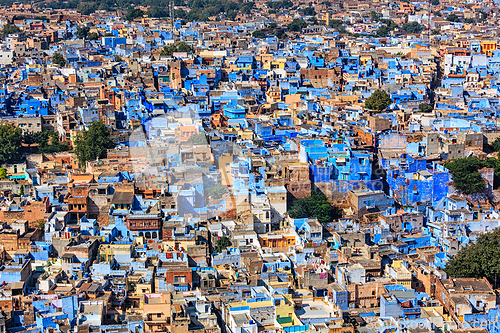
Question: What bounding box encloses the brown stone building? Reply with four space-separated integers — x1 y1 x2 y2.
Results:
300 67 343 88
284 163 311 199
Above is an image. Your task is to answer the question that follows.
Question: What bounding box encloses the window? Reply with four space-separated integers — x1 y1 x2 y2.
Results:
174 276 185 283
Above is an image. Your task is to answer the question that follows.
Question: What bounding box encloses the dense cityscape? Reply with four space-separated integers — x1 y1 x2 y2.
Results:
0 0 498 332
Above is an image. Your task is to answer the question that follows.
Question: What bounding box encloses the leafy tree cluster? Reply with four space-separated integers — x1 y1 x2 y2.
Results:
364 90 392 112
206 183 227 200
74 121 115 166
125 8 144 22
329 19 348 34
445 227 500 287
160 42 193 56
47 0 253 20
52 53 66 67
88 32 100 40
2 23 21 37
299 6 316 16
401 21 425 34
491 137 500 153
143 6 187 20
376 21 399 37
0 124 22 164
418 102 433 113
288 191 342 224
76 26 93 39
370 11 383 22
23 131 69 154
252 30 266 39
307 17 318 25
146 6 168 18
430 0 439 5
185 0 254 21
443 157 500 194
77 2 98 15
214 236 231 253
446 13 460 22
253 26 287 39
265 0 293 10
287 19 307 32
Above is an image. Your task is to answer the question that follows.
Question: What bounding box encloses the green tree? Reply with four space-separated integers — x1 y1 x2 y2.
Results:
464 18 476 24
300 6 315 16
329 19 347 33
401 21 424 34
252 30 266 39
226 9 237 20
446 13 460 22
19 185 24 196
125 8 144 22
207 183 227 200
491 138 500 153
74 121 115 166
2 23 21 37
287 19 307 32
147 6 168 18
433 11 442 17
364 90 392 112
0 124 23 164
430 0 439 4
288 191 341 224
76 26 90 39
52 53 66 67
37 219 45 230
176 42 192 53
444 157 486 194
376 22 399 37
445 227 500 287
0 167 6 179
307 17 318 25
114 55 123 62
370 11 383 22
77 2 97 15
214 236 231 253
160 42 193 56
418 102 433 113
88 32 99 40
29 130 68 154
266 0 293 9
174 8 187 19
22 131 38 146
